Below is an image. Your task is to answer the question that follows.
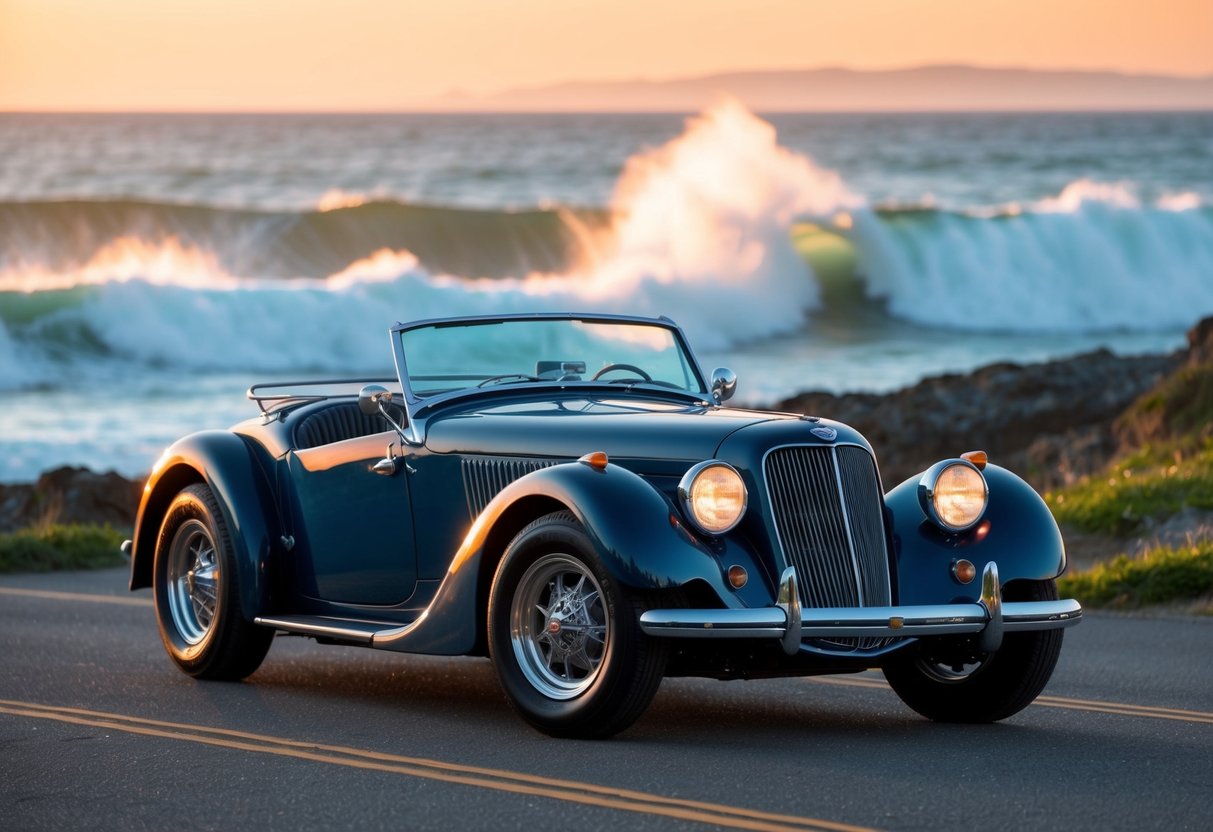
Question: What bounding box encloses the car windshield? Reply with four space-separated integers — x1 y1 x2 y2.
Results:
399 318 706 398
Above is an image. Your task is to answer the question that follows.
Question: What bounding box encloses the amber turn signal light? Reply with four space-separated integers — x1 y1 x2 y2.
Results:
961 450 988 470
727 565 748 589
578 451 609 470
952 559 977 584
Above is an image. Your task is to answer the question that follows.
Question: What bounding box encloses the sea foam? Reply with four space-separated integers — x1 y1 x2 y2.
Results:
851 184 1213 332
0 100 854 385
0 102 1210 391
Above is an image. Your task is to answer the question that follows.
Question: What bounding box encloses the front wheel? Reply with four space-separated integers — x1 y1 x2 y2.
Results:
487 511 667 738
153 483 272 681
883 579 1064 722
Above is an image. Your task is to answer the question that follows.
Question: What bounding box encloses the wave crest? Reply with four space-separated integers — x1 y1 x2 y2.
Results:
0 104 1210 390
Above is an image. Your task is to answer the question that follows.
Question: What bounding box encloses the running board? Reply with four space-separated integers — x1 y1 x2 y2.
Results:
254 615 406 644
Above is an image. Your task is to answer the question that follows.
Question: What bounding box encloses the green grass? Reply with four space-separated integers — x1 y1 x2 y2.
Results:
1045 355 1213 537
1045 442 1213 536
0 524 128 573
1116 362 1213 448
1059 541 1213 610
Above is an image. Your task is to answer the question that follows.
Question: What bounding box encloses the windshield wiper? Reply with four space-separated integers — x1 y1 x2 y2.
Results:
476 374 543 388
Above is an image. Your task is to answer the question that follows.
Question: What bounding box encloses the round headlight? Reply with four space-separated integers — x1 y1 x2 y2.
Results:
678 461 747 535
919 460 988 532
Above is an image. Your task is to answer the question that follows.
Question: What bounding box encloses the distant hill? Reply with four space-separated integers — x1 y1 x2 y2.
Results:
431 65 1213 112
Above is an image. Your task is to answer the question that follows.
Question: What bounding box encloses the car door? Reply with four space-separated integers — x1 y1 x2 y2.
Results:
287 431 417 606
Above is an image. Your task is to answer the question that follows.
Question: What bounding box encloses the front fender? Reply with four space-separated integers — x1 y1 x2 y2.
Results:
503 461 733 590
128 430 278 621
372 459 737 655
886 463 1066 605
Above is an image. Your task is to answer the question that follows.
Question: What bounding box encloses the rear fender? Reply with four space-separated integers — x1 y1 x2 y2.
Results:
128 431 278 621
886 463 1067 605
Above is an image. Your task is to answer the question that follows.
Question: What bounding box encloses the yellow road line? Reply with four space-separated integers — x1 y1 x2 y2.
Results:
806 675 1213 724
0 586 152 607
0 699 874 832
5 586 1207 727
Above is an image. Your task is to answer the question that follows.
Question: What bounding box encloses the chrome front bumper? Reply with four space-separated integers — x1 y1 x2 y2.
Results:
638 562 1082 655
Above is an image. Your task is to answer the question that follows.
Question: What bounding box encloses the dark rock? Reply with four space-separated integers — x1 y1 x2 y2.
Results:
1187 316 1213 366
774 345 1184 492
0 467 143 533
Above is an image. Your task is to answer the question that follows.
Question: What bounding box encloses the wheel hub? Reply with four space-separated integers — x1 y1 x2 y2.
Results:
510 553 610 700
166 520 219 646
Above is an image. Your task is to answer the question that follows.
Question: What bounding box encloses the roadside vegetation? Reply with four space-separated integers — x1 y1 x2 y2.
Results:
0 524 127 573
1058 541 1213 612
1047 358 1213 610
1045 441 1213 537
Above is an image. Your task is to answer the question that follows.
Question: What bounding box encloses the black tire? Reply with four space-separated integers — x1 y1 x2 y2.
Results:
882 579 1064 723
152 483 273 681
487 511 667 738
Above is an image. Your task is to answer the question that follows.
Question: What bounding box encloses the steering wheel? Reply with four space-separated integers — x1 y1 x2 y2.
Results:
591 363 652 382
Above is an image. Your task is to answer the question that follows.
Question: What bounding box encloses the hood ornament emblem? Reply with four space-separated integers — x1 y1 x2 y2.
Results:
810 426 838 442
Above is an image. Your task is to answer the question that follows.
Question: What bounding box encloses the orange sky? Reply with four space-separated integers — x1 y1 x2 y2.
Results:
2 0 1210 111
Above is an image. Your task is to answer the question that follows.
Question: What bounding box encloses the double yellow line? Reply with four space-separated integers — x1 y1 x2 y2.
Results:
0 698 872 832
0 586 152 607
5 586 1210 728
808 676 1213 725
6 585 1212 728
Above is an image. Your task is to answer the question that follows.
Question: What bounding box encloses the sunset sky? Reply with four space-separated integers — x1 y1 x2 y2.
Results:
2 0 1210 111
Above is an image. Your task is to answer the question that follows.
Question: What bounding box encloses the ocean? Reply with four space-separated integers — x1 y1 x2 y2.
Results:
1 104 1210 481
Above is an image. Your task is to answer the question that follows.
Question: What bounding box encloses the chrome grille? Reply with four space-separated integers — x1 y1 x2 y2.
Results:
764 444 893 651
835 446 894 608
462 457 560 517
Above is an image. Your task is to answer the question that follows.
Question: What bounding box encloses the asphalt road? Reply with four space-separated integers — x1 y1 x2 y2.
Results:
1 567 1210 831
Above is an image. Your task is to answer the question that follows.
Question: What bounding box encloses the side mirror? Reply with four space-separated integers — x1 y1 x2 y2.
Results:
359 384 413 446
710 367 737 404
358 384 393 416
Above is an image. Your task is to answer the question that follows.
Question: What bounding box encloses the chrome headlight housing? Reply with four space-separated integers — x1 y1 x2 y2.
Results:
918 459 989 532
678 461 747 535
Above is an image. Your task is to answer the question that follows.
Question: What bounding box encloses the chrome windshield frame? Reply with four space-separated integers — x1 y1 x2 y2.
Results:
388 312 711 446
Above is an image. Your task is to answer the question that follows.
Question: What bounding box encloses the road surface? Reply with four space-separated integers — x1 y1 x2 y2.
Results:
1 567 1209 830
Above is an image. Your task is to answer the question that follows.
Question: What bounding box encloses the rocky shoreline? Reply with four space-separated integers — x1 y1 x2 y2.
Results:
2 318 1207 536
0 467 144 534
774 348 1182 492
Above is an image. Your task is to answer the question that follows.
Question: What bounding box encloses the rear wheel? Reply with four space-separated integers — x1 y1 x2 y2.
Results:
153 484 272 680
883 579 1064 722
488 511 667 738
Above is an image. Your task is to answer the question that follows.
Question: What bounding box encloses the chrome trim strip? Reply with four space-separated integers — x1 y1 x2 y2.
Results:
254 615 394 643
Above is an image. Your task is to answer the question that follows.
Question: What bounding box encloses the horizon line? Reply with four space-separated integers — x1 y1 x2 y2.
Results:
5 62 1213 115
5 106 1213 116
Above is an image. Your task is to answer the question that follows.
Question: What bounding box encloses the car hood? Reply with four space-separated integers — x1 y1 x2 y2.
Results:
423 395 789 461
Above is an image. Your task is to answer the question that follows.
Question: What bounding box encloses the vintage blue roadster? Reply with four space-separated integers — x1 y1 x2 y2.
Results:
128 312 1081 737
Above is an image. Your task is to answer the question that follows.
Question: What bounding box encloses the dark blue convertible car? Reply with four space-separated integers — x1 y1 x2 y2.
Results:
128 312 1081 737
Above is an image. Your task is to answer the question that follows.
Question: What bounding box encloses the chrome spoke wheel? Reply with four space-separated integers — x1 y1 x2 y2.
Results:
510 554 610 700
917 657 988 683
166 519 219 646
